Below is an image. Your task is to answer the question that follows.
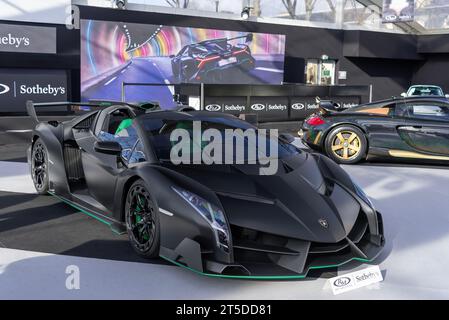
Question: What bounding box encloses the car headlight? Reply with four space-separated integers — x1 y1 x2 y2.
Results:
172 186 230 252
353 183 375 210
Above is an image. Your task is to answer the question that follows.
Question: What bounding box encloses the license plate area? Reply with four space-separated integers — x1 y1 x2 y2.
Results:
218 57 237 66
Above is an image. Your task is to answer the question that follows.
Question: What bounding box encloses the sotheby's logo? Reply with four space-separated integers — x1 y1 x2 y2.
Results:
0 83 10 95
20 84 66 96
267 104 287 111
224 104 245 112
0 33 30 48
0 82 66 98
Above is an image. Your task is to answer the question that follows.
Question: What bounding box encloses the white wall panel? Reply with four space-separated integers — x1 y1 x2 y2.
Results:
0 0 71 25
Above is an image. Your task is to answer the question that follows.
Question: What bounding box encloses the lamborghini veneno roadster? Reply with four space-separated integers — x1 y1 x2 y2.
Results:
27 100 384 279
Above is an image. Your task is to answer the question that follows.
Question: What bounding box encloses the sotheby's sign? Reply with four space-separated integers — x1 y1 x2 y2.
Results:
0 69 67 112
0 24 56 54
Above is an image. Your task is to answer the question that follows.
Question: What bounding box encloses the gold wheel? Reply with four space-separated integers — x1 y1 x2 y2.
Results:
330 130 362 161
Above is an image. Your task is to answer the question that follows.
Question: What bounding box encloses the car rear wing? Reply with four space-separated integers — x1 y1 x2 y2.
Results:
25 100 119 124
26 100 160 123
228 33 253 43
316 97 339 115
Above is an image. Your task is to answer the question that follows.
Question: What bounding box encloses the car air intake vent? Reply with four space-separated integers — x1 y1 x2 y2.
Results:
48 121 59 127
309 239 349 254
347 211 368 243
177 106 196 112
64 144 84 180
282 162 294 173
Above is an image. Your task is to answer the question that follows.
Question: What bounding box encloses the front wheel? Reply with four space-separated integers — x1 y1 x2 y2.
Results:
324 125 367 164
31 138 49 195
125 179 160 258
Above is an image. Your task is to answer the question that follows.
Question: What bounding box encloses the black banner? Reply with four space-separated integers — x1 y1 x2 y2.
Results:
248 97 289 122
290 96 360 120
0 69 68 113
204 95 360 122
204 97 247 114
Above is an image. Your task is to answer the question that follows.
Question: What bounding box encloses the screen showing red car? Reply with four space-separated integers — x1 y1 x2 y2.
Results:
80 19 286 108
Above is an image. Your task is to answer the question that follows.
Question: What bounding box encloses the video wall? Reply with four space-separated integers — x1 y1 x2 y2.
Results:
81 19 286 108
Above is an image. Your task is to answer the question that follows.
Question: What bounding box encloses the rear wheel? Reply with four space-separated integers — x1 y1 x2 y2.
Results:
31 139 49 195
324 125 367 164
125 180 160 258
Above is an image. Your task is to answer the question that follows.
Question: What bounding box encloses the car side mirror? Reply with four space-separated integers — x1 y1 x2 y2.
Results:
94 141 122 156
400 92 407 97
245 33 253 43
169 54 175 58
279 133 295 144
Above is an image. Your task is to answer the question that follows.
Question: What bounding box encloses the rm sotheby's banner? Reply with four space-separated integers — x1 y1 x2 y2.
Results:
382 0 415 23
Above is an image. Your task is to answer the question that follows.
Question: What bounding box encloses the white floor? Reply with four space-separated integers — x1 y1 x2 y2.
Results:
0 161 35 194
1 157 449 299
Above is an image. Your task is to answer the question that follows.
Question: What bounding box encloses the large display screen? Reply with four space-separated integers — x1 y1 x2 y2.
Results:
80 19 286 108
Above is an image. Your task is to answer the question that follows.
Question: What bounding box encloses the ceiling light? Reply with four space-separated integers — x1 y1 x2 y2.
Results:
241 7 251 20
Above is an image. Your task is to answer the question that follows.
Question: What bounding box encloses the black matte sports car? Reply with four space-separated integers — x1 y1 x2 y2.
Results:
170 34 255 83
27 100 384 279
301 96 449 164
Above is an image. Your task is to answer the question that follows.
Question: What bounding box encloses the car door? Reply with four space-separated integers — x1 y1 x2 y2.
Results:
75 106 137 212
353 102 407 151
397 100 449 156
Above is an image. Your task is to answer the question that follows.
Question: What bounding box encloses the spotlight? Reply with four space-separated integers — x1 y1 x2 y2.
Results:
114 0 126 9
241 6 252 20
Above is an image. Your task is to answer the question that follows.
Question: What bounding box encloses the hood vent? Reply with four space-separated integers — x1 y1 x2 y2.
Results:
282 161 294 174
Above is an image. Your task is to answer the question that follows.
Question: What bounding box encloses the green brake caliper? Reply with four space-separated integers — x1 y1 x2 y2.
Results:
135 195 149 241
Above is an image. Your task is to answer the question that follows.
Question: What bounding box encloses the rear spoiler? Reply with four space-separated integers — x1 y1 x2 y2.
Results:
88 99 160 111
26 100 160 123
315 97 339 115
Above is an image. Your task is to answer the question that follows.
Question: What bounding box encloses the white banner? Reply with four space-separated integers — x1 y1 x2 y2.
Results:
0 0 71 25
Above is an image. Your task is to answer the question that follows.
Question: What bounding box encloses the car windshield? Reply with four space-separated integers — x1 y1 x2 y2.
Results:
408 86 443 96
141 117 300 163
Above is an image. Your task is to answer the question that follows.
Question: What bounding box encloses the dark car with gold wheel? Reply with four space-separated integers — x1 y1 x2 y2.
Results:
301 96 449 164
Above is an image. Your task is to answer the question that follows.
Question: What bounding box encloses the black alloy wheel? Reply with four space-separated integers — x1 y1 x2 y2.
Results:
31 139 49 195
125 180 160 258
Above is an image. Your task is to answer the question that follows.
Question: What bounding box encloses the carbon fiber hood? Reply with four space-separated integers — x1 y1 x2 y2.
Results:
166 152 360 243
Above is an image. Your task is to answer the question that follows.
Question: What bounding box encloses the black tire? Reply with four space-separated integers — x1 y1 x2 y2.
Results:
125 179 160 258
31 138 49 195
324 125 367 164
